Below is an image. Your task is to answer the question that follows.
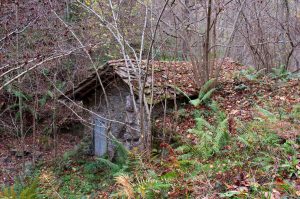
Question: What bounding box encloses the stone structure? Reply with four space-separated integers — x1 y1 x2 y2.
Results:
63 59 197 157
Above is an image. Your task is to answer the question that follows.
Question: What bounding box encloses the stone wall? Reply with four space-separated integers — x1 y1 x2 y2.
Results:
82 77 147 157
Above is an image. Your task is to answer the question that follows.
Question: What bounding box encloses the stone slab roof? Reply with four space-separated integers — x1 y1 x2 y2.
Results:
63 59 199 104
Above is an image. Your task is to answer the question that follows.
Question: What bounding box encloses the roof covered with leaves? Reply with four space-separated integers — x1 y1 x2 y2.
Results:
63 59 197 104
63 58 245 104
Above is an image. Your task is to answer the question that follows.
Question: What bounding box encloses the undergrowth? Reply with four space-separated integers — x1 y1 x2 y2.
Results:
3 79 299 198
0 179 38 199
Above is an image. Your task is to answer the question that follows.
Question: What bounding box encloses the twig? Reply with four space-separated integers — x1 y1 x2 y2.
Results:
0 44 100 90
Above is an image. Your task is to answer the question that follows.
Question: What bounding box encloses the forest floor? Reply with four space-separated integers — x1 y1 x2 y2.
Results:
0 132 81 185
1 62 300 198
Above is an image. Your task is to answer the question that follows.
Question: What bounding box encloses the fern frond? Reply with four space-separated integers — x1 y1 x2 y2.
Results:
96 158 120 172
189 78 216 107
177 153 193 160
0 186 16 199
127 152 142 173
213 118 229 153
167 84 191 101
136 178 157 198
115 174 134 199
189 98 201 107
195 117 215 132
200 88 216 103
0 180 38 199
198 78 216 99
190 89 216 107
256 105 277 121
188 109 229 159
19 179 38 199
237 135 250 147
209 100 219 113
113 139 129 166
175 145 192 154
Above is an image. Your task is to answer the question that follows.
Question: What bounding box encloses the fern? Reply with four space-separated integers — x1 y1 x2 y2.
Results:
272 65 285 75
114 174 134 199
195 117 215 132
168 79 216 107
167 84 191 101
96 158 121 173
237 135 250 147
187 113 229 159
127 152 143 173
213 118 229 153
136 178 172 199
113 139 129 166
177 153 193 160
198 78 216 98
208 100 219 113
175 145 192 154
239 67 265 81
190 88 216 107
291 104 300 120
189 98 201 107
96 140 143 179
194 131 214 159
19 180 38 199
190 78 216 107
0 186 17 199
255 105 278 122
201 87 216 102
271 65 293 80
0 180 38 199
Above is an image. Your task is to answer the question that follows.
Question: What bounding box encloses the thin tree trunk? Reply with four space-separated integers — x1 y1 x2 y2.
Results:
53 73 58 157
204 0 212 81
32 92 38 164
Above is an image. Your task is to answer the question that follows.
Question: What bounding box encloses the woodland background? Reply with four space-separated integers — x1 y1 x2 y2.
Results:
0 0 300 198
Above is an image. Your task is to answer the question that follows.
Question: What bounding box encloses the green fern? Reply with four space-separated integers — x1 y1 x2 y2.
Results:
255 105 277 121
184 102 230 159
291 104 300 120
175 145 192 154
208 100 219 113
271 65 292 80
96 140 143 178
167 84 191 101
213 118 229 153
19 180 38 199
239 67 265 81
195 117 215 132
188 116 229 159
0 186 17 199
96 158 121 172
169 78 216 107
127 152 143 173
190 78 216 107
113 139 129 166
198 78 216 98
0 180 38 199
136 178 172 199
